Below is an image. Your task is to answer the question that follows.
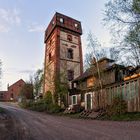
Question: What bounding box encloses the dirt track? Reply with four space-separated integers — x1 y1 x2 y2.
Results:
0 103 140 140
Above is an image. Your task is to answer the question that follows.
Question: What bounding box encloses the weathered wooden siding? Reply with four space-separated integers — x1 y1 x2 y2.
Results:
96 78 140 112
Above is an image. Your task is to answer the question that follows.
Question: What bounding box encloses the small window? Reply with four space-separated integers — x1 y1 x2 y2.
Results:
67 70 74 81
49 39 52 45
67 48 73 59
52 21 55 25
71 82 76 89
60 18 64 23
72 95 77 105
49 53 52 62
74 23 78 28
67 34 72 41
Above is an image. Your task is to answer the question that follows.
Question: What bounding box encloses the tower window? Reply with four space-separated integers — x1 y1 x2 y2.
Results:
74 23 78 28
49 39 52 45
67 48 73 59
60 18 64 23
67 70 74 81
52 21 55 25
49 53 52 62
67 34 72 41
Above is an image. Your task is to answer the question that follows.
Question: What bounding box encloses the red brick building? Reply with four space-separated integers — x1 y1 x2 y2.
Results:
44 12 83 99
0 79 25 101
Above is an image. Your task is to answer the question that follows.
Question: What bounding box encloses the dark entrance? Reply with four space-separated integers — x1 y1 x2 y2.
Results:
86 94 92 110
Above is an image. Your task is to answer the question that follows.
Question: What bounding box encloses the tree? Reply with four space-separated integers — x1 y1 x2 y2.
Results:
84 33 109 109
85 33 107 69
33 69 44 96
0 60 2 89
20 83 34 100
54 75 69 107
104 0 140 66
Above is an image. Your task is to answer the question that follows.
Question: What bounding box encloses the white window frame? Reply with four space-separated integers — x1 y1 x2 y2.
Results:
85 92 93 110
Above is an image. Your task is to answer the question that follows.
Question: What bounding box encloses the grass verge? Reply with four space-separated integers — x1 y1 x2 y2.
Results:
98 112 140 121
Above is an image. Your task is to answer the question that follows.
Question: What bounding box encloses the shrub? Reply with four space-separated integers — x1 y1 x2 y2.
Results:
47 104 61 113
44 91 53 103
20 91 62 113
106 96 127 116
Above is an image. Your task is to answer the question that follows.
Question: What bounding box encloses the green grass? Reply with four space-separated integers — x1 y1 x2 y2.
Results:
99 112 140 121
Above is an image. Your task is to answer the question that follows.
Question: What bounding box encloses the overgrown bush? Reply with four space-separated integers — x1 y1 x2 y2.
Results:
20 91 62 113
106 96 127 116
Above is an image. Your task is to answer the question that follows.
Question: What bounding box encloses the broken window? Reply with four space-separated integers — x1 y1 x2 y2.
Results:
67 70 74 81
67 48 73 59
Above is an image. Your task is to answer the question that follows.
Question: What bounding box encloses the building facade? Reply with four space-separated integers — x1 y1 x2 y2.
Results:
44 13 83 101
0 79 25 101
70 57 140 112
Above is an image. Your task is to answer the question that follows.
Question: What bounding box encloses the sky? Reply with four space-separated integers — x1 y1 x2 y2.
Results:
0 0 111 90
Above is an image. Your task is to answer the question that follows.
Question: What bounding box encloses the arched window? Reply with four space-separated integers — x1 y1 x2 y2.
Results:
67 34 72 41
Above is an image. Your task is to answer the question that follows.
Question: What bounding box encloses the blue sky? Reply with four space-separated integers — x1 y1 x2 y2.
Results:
0 0 111 90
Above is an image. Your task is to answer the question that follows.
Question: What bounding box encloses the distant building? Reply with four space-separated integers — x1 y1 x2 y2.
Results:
0 91 7 101
44 12 83 104
0 79 25 101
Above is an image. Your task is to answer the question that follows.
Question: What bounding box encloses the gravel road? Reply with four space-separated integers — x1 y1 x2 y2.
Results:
0 103 140 140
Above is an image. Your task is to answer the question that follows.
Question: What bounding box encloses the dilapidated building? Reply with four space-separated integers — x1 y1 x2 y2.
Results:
44 13 83 104
69 57 140 112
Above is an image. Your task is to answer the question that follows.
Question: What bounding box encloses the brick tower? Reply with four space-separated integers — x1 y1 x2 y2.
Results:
44 12 83 100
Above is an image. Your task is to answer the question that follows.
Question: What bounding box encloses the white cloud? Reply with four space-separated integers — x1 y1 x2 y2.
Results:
28 23 45 32
0 24 10 33
0 8 21 32
0 8 21 25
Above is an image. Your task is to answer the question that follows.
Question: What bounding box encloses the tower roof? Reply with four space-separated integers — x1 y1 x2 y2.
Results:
44 12 82 43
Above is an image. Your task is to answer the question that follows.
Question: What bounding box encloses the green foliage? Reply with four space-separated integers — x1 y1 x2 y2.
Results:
55 78 68 107
104 0 140 66
20 91 61 113
99 112 140 121
106 96 127 116
32 69 44 96
20 83 34 99
44 91 53 105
